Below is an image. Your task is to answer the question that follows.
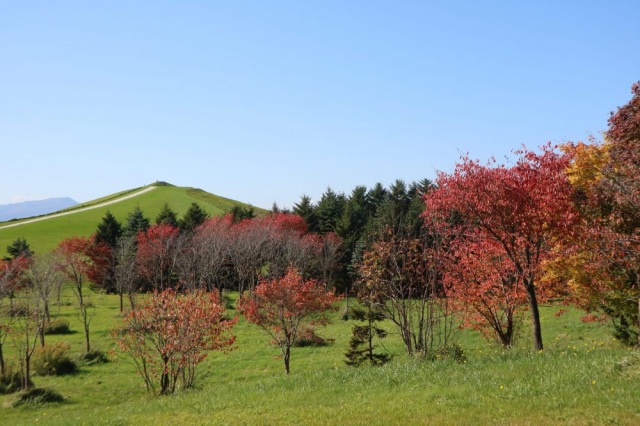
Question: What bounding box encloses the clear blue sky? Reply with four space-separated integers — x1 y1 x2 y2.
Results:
2 1 638 209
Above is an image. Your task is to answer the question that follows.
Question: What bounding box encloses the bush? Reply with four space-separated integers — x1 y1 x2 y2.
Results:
294 327 334 347
428 344 467 364
78 349 109 365
0 367 31 394
12 388 65 407
33 342 78 376
44 318 72 335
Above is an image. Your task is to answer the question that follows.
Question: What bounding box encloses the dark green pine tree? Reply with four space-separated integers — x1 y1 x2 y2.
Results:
180 202 209 231
336 186 370 289
293 195 318 232
344 305 391 367
5 237 33 260
229 205 255 223
315 187 346 234
365 183 387 220
373 180 412 236
95 211 123 248
155 203 179 228
405 179 433 237
123 206 151 238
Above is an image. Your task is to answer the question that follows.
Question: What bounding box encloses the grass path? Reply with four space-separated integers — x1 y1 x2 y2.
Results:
0 186 157 230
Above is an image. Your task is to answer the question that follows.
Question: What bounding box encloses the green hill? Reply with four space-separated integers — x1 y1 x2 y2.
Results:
0 183 263 256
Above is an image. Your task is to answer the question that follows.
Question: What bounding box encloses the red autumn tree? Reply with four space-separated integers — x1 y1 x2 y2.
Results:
55 236 96 353
424 144 577 350
114 289 236 395
442 237 527 347
238 268 338 374
85 240 113 291
136 224 182 291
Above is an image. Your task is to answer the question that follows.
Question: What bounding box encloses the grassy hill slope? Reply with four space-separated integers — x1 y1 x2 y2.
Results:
0 183 262 256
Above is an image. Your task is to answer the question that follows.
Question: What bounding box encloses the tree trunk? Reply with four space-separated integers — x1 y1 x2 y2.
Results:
39 327 45 348
128 292 136 310
77 285 91 353
160 371 170 394
0 343 5 376
284 346 291 375
23 350 32 390
84 314 91 353
525 280 543 351
119 291 124 313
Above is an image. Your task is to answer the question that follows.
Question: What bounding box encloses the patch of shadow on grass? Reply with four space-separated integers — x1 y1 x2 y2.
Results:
78 349 110 366
12 388 65 407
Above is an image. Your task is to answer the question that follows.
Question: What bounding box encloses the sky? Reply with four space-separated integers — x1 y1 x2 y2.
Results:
1 1 639 209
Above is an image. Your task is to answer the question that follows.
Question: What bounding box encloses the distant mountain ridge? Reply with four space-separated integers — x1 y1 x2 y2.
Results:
0 197 78 221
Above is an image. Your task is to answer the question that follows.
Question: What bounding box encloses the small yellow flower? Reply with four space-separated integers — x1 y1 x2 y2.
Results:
591 380 597 385
499 385 504 390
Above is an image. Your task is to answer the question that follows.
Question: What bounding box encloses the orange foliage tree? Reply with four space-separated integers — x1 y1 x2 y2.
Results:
114 289 236 395
555 82 640 344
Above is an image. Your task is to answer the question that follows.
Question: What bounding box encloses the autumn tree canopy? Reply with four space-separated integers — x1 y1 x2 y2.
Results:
238 268 338 375
424 144 578 350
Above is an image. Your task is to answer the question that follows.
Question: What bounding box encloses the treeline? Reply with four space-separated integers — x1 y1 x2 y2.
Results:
290 179 433 291
90 202 342 300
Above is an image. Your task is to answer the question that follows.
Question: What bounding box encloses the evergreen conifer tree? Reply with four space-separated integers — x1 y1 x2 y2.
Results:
293 195 318 232
5 237 33 260
229 205 255 223
124 206 151 238
95 211 123 248
315 188 346 233
155 203 179 228
344 305 391 367
179 202 209 231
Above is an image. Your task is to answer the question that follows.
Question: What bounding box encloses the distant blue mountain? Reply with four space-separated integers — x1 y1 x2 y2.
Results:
0 198 78 222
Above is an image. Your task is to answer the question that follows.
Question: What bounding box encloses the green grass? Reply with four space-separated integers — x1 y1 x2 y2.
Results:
0 184 264 255
1 290 639 425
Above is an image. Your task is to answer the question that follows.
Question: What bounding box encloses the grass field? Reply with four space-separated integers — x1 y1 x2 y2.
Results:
1 288 638 425
0 184 263 256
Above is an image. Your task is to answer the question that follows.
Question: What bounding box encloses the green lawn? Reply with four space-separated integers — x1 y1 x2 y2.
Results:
1 289 638 425
0 185 262 255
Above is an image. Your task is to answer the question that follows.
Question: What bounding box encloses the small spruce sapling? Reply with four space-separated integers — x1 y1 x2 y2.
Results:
344 305 391 367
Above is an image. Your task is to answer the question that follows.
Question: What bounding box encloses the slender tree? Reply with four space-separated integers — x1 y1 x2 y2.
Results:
238 269 338 374
22 253 65 347
55 237 96 353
